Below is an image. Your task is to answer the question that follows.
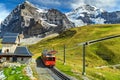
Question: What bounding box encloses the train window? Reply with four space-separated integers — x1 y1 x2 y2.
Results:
47 57 55 61
52 58 55 61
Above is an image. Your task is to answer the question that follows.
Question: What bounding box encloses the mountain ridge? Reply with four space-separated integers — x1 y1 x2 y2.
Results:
0 1 74 38
66 4 120 26
1 1 120 37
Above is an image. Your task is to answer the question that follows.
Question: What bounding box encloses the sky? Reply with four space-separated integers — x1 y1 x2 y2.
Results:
0 0 120 23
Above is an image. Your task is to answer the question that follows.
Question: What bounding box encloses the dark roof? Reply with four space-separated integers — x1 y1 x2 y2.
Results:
4 33 19 37
2 33 19 44
14 46 32 56
2 37 17 44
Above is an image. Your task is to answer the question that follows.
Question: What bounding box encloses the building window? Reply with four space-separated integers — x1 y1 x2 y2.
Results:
2 57 6 61
4 49 9 54
21 58 24 61
6 49 9 53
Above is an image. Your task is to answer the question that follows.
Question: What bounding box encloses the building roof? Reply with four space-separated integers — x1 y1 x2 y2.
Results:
2 33 19 44
4 33 19 37
14 46 32 56
0 47 32 57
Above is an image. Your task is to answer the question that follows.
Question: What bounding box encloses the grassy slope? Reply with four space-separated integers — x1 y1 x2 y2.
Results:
28 24 120 80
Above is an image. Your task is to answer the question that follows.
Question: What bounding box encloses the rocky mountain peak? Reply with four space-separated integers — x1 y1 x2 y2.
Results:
66 4 120 26
76 4 97 11
67 4 105 17
0 1 74 38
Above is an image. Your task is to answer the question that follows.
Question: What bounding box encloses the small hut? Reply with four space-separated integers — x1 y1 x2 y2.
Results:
0 33 32 64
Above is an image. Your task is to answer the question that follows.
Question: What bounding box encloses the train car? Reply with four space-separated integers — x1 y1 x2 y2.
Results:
41 50 57 67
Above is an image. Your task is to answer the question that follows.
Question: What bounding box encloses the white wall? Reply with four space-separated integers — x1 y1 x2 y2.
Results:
15 37 20 44
16 57 31 64
1 57 31 64
2 44 17 54
10 57 13 62
1 57 6 62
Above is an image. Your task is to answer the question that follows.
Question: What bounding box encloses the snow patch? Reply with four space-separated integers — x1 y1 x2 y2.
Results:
66 4 106 26
41 20 57 28
69 18 87 27
91 17 106 24
36 9 48 13
80 14 84 17
20 33 59 45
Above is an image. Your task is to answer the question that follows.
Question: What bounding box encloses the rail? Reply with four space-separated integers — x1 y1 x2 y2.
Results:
49 67 71 80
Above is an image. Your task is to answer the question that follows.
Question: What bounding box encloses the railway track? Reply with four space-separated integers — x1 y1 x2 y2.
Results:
49 67 71 80
39 57 71 80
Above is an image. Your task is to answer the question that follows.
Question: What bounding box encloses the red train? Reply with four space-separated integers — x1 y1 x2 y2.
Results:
41 50 57 67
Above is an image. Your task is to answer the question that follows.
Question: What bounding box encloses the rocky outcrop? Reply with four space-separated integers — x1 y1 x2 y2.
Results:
99 11 120 24
1 1 74 37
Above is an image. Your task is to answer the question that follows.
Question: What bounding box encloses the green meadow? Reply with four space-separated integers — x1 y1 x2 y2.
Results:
7 24 120 80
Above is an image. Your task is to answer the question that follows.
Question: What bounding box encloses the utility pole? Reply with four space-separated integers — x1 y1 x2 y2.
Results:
82 43 86 75
80 34 120 76
63 44 66 65
52 45 54 50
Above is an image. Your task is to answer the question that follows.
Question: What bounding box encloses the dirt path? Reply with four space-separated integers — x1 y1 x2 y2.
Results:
95 64 120 69
20 33 58 45
34 57 54 80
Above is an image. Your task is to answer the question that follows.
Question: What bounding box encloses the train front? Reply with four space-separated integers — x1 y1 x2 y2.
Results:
41 50 57 67
45 55 56 67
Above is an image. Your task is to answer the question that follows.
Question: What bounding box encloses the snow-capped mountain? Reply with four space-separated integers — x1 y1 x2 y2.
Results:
1 1 120 37
66 4 120 26
1 1 74 37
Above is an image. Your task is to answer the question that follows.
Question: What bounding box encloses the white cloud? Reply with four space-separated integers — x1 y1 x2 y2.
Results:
0 3 10 23
71 0 85 9
71 0 118 10
31 0 60 6
29 0 120 12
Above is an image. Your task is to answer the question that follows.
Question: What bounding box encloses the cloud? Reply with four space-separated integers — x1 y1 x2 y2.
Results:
29 0 120 12
29 0 74 12
0 3 10 23
31 0 60 6
71 0 119 11
71 0 85 9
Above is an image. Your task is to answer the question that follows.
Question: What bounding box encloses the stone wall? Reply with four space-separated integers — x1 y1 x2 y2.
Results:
0 57 32 64
17 57 31 64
